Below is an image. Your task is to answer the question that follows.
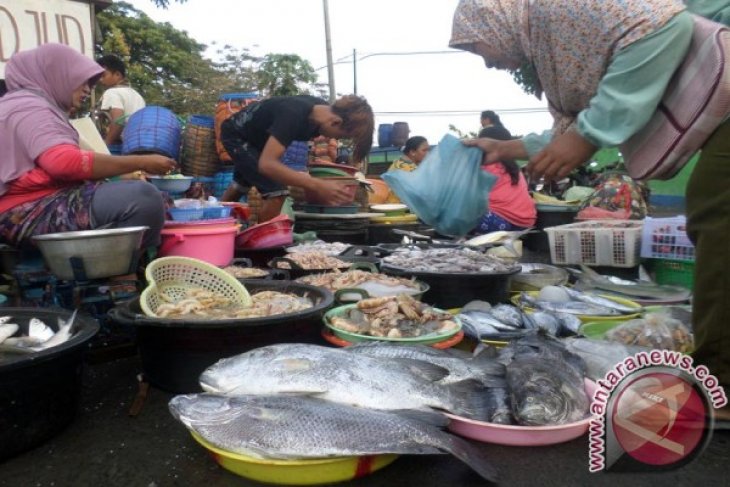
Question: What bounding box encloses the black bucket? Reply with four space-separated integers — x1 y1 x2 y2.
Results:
267 255 381 280
0 308 99 460
234 244 289 267
380 265 521 308
107 280 334 393
524 209 579 253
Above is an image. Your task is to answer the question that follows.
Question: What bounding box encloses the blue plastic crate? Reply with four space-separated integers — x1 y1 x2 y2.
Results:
202 206 232 219
188 115 214 129
282 140 309 172
168 207 205 221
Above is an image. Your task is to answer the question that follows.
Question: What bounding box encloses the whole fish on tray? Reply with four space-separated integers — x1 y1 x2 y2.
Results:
500 333 589 426
456 301 581 339
574 265 691 302
200 343 493 419
169 393 498 482
0 310 77 355
345 342 504 386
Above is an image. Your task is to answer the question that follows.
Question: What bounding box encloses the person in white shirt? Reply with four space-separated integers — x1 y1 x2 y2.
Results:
96 54 146 145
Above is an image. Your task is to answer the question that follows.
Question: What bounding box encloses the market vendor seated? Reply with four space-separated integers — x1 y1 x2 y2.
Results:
382 136 430 203
220 95 374 222
0 44 176 250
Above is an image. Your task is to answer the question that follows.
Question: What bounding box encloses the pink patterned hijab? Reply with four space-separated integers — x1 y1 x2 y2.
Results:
0 44 103 196
450 0 686 135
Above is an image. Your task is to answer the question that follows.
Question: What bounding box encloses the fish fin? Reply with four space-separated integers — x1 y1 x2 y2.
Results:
391 358 451 383
393 409 450 428
471 343 498 360
440 434 499 483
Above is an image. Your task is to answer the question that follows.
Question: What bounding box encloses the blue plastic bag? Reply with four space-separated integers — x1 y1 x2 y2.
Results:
382 134 496 236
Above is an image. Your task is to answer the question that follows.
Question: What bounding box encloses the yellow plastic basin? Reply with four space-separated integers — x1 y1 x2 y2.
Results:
190 432 398 485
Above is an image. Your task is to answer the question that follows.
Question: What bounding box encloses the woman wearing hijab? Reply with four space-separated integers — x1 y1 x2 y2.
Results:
0 44 175 249
450 0 730 421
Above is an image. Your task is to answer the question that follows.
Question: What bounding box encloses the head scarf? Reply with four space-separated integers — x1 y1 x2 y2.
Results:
0 44 104 196
450 0 686 135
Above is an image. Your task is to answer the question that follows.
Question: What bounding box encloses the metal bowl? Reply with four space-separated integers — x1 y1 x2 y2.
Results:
147 175 193 193
32 226 148 280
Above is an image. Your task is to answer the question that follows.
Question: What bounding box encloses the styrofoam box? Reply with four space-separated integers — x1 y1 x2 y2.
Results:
545 220 644 268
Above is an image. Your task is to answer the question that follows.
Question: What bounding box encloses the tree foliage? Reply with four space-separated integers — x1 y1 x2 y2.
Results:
95 2 324 118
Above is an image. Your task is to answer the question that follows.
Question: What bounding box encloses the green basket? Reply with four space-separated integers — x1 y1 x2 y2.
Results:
652 259 695 290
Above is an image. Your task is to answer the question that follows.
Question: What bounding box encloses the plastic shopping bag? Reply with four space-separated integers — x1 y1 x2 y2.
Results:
382 134 496 236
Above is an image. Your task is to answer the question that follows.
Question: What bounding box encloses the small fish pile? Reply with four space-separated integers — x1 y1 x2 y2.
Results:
517 285 640 317
154 288 312 320
169 394 497 482
297 270 421 297
329 294 459 339
273 251 350 270
456 301 581 340
285 240 350 256
199 343 493 419
382 248 519 274
499 333 590 426
0 312 77 355
221 266 268 278
573 265 692 302
603 312 693 352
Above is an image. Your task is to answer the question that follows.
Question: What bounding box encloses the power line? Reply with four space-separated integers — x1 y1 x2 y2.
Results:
374 108 549 116
315 49 466 71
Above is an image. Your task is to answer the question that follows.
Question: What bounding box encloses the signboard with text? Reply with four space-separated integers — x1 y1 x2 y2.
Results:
0 0 94 78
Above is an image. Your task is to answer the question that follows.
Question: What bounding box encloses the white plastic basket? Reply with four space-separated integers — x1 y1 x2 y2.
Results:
640 216 695 262
141 256 251 317
544 220 643 268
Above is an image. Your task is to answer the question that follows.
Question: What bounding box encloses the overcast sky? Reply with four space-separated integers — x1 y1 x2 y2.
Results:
128 0 553 144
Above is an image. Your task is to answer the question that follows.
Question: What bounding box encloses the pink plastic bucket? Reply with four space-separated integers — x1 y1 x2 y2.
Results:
158 225 239 266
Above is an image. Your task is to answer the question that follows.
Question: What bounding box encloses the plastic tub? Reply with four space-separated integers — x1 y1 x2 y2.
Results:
303 178 359 205
236 215 293 249
159 225 239 266
107 280 333 392
0 308 99 460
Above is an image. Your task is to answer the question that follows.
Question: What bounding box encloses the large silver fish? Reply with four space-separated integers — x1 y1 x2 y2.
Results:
345 342 504 386
169 393 498 482
519 292 620 316
576 265 692 301
559 286 640 314
200 344 491 419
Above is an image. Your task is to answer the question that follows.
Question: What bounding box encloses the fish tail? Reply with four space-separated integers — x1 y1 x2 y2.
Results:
436 434 498 482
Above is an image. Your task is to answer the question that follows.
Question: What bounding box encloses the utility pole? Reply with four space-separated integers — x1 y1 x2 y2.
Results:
322 0 336 102
353 48 357 95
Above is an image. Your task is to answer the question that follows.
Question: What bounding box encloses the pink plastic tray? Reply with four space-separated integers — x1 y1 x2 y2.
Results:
445 379 597 446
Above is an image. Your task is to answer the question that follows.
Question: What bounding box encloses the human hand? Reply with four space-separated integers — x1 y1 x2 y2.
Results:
462 138 502 163
139 155 177 175
311 178 355 206
526 131 596 181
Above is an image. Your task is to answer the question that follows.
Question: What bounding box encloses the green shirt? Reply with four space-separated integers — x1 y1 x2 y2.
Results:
523 3 730 156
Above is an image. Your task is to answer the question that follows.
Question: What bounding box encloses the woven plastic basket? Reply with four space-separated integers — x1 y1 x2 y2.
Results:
140 256 252 317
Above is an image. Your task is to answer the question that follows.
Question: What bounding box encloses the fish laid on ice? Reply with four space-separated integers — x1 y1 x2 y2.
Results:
169 393 498 482
199 344 491 419
345 342 504 386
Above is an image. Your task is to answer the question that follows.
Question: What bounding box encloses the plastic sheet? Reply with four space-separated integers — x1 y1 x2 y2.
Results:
382 135 496 236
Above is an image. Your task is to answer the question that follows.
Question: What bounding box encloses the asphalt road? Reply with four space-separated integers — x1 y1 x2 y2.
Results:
0 354 726 487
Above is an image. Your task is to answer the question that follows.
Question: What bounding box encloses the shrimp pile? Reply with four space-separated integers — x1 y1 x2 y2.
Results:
275 251 350 270
153 288 313 320
222 266 269 278
298 270 419 293
329 294 458 339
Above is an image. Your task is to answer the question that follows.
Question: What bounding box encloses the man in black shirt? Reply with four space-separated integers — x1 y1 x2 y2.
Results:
220 94 374 222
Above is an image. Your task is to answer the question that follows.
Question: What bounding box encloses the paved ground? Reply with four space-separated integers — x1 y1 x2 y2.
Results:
0 349 727 487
